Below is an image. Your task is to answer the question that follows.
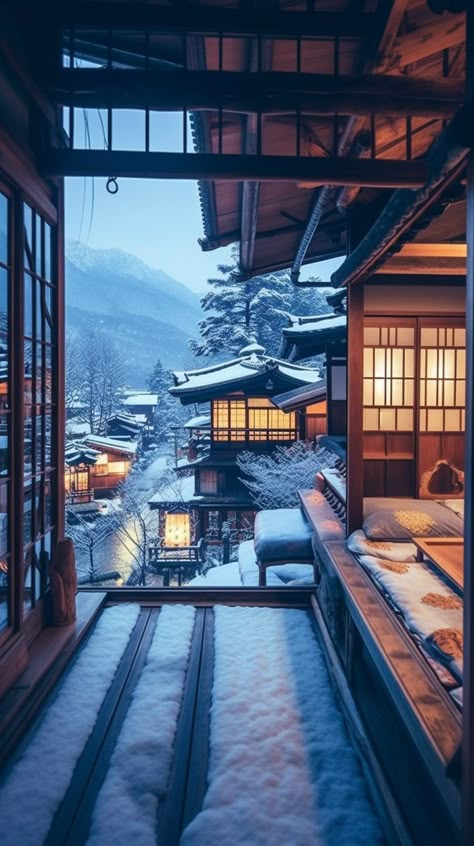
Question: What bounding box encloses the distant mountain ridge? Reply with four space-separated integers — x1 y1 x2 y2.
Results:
66 241 203 384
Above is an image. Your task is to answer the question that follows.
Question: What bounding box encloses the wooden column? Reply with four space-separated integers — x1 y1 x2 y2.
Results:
346 283 364 534
54 180 65 541
463 5 474 843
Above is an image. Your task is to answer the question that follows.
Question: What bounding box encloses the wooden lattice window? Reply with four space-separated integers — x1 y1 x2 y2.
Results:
363 325 415 432
419 326 466 433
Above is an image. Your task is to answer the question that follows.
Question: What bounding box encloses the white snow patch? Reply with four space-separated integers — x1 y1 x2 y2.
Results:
180 607 382 846
0 604 140 846
188 562 242 586
87 605 196 846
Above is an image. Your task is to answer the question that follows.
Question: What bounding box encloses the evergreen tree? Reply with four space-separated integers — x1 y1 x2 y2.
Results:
190 247 331 358
146 358 187 442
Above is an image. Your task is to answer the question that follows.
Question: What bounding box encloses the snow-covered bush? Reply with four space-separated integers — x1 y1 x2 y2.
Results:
237 442 337 510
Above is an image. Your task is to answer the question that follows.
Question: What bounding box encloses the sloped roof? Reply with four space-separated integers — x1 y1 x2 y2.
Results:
170 348 321 405
65 442 99 467
83 435 138 456
271 380 327 412
279 313 346 361
123 393 158 407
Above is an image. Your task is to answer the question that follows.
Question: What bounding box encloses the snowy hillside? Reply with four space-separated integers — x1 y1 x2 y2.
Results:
66 242 203 384
66 241 202 334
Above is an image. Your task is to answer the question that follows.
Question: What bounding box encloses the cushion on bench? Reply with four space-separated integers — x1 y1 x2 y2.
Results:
254 508 314 563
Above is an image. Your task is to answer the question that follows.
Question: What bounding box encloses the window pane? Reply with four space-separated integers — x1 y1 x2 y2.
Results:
0 192 7 265
0 415 8 475
0 334 8 410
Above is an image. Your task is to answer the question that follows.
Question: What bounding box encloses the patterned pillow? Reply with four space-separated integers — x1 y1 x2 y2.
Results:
347 530 417 562
363 500 463 540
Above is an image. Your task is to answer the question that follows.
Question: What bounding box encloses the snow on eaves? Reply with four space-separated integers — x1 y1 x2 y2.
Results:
170 353 321 396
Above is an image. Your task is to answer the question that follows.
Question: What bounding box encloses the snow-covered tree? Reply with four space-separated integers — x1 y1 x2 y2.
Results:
66 509 113 584
190 247 331 358
66 328 127 434
146 357 187 442
237 442 337 510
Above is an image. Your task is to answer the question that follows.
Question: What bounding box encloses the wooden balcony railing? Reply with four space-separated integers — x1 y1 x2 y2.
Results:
211 427 298 443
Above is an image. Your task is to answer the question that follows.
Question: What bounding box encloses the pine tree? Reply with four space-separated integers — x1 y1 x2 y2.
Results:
190 247 331 358
146 357 187 442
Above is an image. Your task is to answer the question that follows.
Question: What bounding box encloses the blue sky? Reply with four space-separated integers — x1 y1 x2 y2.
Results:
65 109 342 293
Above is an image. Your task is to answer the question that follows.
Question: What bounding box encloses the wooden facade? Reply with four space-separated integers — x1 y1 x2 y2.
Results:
0 2 473 843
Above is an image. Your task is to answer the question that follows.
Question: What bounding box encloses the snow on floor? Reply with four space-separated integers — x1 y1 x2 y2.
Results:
0 604 140 846
180 607 383 846
87 605 196 846
188 561 242 586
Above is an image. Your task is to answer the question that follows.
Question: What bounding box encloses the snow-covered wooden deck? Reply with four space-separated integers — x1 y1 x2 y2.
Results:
0 599 387 846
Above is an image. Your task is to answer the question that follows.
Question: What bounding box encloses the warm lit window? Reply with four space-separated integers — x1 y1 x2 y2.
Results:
419 326 465 432
93 453 108 475
108 460 128 475
212 398 296 442
165 512 190 547
363 326 415 431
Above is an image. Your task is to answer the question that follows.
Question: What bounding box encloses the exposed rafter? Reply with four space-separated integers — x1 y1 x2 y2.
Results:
330 104 472 288
40 149 427 188
290 0 410 284
51 69 464 118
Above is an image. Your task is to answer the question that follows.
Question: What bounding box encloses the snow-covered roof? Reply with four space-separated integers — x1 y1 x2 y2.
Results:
83 435 138 456
123 393 158 407
148 475 202 506
271 380 327 412
65 441 99 466
183 414 211 429
170 351 321 405
279 313 347 362
66 419 92 436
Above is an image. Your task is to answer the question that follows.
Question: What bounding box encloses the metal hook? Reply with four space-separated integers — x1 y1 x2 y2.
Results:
106 176 119 194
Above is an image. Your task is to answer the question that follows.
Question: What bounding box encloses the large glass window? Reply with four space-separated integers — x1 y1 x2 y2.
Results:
23 204 56 612
0 189 10 632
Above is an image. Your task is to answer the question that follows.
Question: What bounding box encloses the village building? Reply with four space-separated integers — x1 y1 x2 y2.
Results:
0 3 473 845
148 344 325 548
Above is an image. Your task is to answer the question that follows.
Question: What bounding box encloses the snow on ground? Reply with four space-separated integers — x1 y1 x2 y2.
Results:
188 561 242 586
0 605 140 846
180 607 383 846
87 605 196 846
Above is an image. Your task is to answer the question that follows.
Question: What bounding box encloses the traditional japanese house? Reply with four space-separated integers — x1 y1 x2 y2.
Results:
82 435 138 496
122 392 158 429
1 3 474 845
149 344 324 546
106 411 145 448
64 442 99 505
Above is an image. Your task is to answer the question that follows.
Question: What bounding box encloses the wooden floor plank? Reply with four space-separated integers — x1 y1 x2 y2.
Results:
45 607 159 846
180 606 214 833
156 608 207 846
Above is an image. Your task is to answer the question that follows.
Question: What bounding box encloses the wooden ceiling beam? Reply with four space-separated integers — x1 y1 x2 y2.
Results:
51 68 464 118
49 5 375 39
381 13 466 71
40 149 427 187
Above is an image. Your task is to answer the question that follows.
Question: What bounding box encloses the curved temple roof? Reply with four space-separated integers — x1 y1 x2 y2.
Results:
169 347 322 404
279 313 347 362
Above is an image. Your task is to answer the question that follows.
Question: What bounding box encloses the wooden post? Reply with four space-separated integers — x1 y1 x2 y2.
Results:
463 5 474 843
346 283 364 534
49 537 77 626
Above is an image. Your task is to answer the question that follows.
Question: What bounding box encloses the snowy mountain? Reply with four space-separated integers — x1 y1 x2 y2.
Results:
66 242 203 384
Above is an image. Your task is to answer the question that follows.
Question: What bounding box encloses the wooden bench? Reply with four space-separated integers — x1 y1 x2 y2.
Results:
149 539 207 586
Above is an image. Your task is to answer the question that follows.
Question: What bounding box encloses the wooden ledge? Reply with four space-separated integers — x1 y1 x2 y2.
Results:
0 592 106 768
323 540 461 829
